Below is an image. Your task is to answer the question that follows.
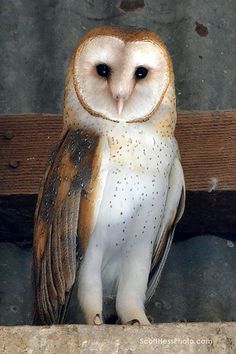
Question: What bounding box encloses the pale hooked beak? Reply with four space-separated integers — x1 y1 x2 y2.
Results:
116 97 124 115
111 77 134 116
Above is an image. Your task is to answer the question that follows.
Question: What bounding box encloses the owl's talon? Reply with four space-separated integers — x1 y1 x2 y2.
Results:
125 319 140 326
147 315 154 324
93 313 102 325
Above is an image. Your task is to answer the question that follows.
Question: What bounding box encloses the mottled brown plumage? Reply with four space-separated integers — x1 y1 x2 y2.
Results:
33 129 100 323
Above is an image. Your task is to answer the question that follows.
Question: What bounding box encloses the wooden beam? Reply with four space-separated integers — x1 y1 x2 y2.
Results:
0 114 63 195
0 111 235 195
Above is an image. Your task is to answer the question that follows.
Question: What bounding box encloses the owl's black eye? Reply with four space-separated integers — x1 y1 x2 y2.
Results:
135 66 148 79
96 63 110 78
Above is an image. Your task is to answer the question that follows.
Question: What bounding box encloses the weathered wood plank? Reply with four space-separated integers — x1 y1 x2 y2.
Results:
0 114 63 195
0 111 235 194
176 110 236 191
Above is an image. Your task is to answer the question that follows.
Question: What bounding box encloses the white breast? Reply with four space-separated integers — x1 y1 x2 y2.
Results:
83 121 177 296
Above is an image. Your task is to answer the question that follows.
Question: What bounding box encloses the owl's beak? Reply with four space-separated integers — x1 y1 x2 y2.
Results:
111 74 134 115
116 98 124 115
113 94 126 115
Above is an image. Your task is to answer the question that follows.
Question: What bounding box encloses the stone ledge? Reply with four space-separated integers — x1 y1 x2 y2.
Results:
0 322 235 353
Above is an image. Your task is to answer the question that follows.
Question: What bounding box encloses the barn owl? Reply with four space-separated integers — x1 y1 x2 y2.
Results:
33 26 185 325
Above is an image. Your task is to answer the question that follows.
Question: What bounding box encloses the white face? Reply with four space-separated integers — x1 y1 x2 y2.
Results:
73 35 170 123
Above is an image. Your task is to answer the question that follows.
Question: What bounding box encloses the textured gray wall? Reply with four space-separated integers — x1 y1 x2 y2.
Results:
1 235 235 325
0 0 236 114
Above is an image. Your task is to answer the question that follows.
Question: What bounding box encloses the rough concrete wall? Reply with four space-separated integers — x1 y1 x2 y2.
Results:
0 235 235 325
0 323 236 354
0 0 236 114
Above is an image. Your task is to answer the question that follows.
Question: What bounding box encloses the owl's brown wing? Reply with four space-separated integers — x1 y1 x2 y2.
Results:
146 157 185 302
33 128 105 324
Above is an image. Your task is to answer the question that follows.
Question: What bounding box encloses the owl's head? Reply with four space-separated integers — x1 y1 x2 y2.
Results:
68 26 173 124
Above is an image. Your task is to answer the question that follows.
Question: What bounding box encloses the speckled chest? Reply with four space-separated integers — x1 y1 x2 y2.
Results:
106 121 176 174
93 123 176 243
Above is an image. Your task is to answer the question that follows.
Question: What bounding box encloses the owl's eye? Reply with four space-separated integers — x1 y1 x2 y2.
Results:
96 63 110 78
135 66 148 79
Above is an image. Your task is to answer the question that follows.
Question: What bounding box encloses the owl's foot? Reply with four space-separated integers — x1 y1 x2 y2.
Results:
83 312 103 325
125 319 140 325
116 299 150 325
78 252 103 325
93 313 102 325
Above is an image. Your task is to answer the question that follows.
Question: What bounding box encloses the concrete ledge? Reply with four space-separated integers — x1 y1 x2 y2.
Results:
0 323 235 353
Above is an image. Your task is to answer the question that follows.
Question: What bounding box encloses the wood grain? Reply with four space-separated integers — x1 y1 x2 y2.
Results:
0 111 235 195
176 110 236 191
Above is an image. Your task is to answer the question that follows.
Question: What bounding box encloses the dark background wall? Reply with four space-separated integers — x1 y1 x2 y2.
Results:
0 0 236 114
